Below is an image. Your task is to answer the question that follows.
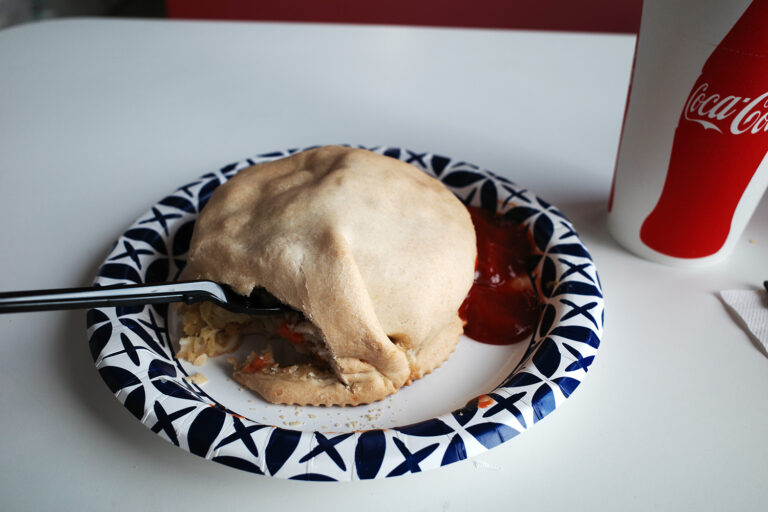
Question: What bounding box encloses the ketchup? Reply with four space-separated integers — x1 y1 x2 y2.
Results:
459 206 540 345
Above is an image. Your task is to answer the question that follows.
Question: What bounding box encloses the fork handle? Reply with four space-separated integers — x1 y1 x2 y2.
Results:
0 281 227 313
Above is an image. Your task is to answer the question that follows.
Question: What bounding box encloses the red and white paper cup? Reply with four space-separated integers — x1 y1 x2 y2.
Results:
609 0 768 266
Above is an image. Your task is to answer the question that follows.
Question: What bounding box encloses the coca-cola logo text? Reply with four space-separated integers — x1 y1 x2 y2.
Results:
684 83 768 135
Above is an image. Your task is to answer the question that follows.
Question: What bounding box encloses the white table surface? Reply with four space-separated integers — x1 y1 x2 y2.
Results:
0 18 766 511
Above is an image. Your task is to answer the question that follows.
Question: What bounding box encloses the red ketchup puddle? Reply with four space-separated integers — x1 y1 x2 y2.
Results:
459 206 541 345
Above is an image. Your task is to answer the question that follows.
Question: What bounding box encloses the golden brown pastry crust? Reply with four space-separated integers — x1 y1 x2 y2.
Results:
180 146 476 405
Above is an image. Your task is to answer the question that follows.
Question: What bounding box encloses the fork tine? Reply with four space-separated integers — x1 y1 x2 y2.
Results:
217 284 292 315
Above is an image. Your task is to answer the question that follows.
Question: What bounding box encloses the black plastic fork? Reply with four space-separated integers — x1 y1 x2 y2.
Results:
0 280 292 315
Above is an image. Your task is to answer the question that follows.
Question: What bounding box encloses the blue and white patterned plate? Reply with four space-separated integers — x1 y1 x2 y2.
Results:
88 145 604 480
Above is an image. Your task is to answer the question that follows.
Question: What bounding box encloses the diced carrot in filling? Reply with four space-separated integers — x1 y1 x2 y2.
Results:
277 323 304 344
241 352 274 374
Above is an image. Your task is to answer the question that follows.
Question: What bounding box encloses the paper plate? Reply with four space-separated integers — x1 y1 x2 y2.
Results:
87 145 604 480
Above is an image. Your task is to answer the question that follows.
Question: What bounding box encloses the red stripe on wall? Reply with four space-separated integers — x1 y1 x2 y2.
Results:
166 0 642 34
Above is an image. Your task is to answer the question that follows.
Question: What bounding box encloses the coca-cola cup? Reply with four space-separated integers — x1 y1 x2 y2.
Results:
608 0 768 266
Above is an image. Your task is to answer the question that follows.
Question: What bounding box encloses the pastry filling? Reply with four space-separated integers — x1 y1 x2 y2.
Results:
176 299 335 379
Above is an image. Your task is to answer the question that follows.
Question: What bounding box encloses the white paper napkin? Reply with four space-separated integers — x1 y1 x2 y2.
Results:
720 288 768 355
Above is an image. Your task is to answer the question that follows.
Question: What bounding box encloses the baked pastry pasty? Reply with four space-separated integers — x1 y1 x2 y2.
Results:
178 146 476 406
